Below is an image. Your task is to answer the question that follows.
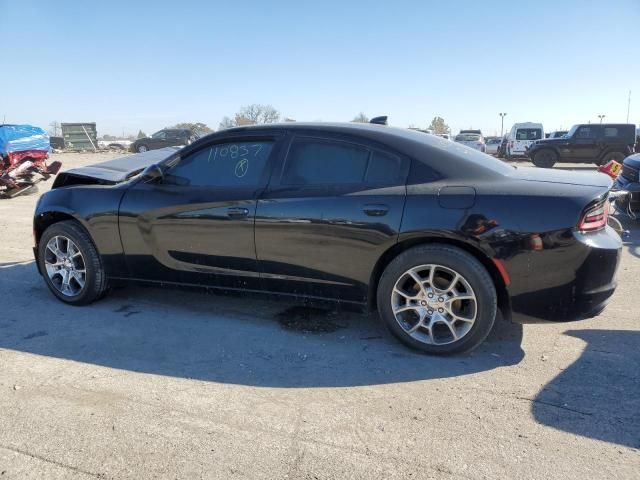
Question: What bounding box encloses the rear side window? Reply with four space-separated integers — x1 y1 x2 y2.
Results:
365 150 404 184
281 139 405 186
603 127 619 137
515 129 542 140
165 141 273 187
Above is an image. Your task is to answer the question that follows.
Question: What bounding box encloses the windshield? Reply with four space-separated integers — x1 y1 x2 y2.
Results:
455 134 481 142
566 125 579 138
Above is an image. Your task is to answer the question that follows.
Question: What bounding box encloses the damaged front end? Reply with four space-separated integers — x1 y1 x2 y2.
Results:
0 150 62 198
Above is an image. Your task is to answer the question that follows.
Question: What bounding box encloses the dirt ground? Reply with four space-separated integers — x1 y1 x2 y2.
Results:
0 151 638 479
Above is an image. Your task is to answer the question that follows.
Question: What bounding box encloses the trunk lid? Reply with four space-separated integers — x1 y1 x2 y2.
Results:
508 166 612 188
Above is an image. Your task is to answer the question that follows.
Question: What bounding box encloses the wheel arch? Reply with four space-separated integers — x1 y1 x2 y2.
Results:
368 236 511 321
34 209 89 246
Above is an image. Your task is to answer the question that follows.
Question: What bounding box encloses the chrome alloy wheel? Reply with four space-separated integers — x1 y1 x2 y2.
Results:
44 235 86 297
391 264 477 345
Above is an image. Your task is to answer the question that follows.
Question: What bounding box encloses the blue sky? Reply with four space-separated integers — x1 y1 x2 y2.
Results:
1 0 639 137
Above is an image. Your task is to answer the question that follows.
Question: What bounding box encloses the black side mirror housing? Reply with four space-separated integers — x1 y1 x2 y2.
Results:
141 164 164 183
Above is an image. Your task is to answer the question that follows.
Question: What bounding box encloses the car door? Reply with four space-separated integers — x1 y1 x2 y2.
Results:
566 125 601 160
148 130 168 150
255 134 409 303
119 134 282 290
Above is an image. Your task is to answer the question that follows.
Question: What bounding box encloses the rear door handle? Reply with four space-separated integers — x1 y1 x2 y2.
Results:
227 207 249 219
363 204 389 216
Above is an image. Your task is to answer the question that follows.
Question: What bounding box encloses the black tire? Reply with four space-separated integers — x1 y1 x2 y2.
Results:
377 244 497 355
38 220 108 305
597 151 625 166
532 149 557 168
137 144 148 153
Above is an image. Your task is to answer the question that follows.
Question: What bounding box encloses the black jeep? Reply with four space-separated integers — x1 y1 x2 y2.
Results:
526 123 636 168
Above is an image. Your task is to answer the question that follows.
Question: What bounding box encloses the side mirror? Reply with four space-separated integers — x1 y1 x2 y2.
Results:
141 164 164 183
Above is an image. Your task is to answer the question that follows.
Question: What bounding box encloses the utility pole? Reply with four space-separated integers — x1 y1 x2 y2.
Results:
499 112 507 137
627 90 631 123
597 114 606 124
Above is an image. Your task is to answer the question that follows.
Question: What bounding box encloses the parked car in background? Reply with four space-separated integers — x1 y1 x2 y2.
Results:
130 128 196 153
454 133 486 152
436 133 451 140
98 139 133 150
527 123 636 168
614 153 640 215
33 122 622 355
485 137 502 155
460 129 482 136
546 131 568 139
497 135 508 158
505 123 544 160
49 136 65 150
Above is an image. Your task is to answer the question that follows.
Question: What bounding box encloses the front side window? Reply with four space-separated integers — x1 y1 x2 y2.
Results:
576 126 597 139
164 141 273 187
152 131 167 139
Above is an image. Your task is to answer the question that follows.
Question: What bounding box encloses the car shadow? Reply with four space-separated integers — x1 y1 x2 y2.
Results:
0 261 524 388
532 329 640 449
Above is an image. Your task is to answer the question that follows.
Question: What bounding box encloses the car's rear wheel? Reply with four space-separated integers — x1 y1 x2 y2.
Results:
532 149 557 168
597 151 625 166
377 245 497 354
137 145 148 153
38 220 108 305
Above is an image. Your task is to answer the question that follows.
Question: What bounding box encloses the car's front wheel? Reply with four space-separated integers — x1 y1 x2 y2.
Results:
532 149 557 168
377 245 497 354
38 220 108 305
137 144 148 153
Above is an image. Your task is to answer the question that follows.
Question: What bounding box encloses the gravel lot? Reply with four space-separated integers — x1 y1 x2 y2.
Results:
0 152 638 479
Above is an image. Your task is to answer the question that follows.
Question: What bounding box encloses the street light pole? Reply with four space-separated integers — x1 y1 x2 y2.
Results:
597 114 605 124
499 113 507 137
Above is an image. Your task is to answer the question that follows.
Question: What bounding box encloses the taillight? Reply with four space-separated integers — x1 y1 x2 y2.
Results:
578 200 609 232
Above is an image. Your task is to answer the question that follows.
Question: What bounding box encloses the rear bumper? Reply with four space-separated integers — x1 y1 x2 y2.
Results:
510 226 622 323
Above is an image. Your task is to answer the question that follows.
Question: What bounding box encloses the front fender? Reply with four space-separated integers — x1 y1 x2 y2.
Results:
34 185 129 276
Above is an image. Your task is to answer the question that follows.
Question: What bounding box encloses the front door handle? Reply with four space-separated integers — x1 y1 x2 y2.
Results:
363 204 389 217
227 207 250 219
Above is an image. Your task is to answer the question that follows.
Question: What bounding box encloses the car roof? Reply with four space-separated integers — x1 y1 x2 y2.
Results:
203 122 514 179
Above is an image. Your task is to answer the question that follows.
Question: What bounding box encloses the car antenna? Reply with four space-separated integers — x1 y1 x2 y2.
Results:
369 116 388 126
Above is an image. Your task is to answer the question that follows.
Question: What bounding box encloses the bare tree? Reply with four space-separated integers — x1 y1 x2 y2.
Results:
219 104 281 130
352 112 369 123
48 121 61 136
237 104 280 124
172 122 213 136
218 116 236 130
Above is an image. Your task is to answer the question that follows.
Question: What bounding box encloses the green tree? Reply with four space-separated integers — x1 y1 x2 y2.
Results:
137 130 147 139
352 112 369 123
428 116 451 135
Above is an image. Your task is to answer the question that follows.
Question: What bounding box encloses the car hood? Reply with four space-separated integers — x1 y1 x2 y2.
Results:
623 153 640 169
54 147 179 185
508 166 612 188
533 138 566 146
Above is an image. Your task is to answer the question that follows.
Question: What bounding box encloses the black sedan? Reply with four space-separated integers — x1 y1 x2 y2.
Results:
33 122 622 354
130 128 195 153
